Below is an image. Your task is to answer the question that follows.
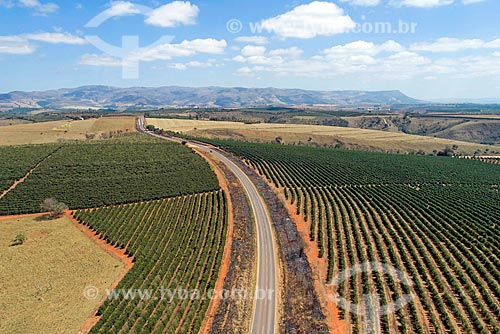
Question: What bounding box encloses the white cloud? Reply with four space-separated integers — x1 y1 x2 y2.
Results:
259 1 356 39
0 31 86 55
269 47 303 58
391 0 453 7
24 32 87 45
484 39 500 48
236 66 254 77
177 39 227 54
241 45 266 57
234 36 269 45
169 60 215 70
82 38 227 66
410 37 491 52
462 0 486 3
0 36 36 54
324 40 403 57
18 0 58 14
105 1 142 17
234 40 430 80
79 54 122 67
234 46 303 66
234 37 500 83
340 0 381 6
169 63 188 70
145 1 199 27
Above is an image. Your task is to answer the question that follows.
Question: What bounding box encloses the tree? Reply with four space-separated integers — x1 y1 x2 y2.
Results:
40 198 68 219
11 233 27 246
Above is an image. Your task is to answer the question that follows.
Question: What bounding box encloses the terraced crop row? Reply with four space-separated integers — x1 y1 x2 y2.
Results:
74 191 228 334
207 140 500 334
0 134 219 215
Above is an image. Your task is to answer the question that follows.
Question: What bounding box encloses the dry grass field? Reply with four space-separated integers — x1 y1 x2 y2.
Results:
0 215 124 334
147 118 500 154
0 119 32 127
0 117 136 146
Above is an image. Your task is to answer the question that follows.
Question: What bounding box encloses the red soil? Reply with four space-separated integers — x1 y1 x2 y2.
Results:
65 211 134 334
0 212 51 221
283 197 349 334
248 166 349 334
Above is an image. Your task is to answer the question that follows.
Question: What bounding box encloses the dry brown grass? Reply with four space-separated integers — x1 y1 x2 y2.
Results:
0 117 136 146
147 118 499 154
0 119 32 127
0 215 124 334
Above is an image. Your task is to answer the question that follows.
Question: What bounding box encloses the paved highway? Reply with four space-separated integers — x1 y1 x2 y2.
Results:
137 117 278 334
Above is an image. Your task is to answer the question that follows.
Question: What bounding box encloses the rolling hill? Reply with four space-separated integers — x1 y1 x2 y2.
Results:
0 86 422 110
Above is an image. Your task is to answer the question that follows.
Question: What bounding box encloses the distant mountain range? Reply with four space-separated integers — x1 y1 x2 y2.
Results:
0 85 422 110
430 98 500 104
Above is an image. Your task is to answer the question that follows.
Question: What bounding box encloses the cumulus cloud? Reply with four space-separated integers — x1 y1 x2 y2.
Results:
324 40 403 57
0 36 37 54
0 31 86 55
410 37 500 52
259 1 356 39
234 46 304 66
269 47 303 58
0 0 58 14
93 1 199 28
79 53 123 67
234 36 269 45
105 1 142 17
145 1 199 27
18 0 58 14
169 60 216 70
241 45 266 57
81 38 227 66
484 39 500 48
233 38 500 82
24 32 87 45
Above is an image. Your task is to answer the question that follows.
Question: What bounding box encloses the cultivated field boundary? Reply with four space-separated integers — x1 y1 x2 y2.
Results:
65 211 135 334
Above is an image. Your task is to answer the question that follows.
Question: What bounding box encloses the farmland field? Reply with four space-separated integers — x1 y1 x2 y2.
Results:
73 191 228 334
147 118 500 154
207 140 500 334
0 117 136 146
0 215 125 334
0 134 219 215
0 130 230 334
0 119 32 127
0 144 60 194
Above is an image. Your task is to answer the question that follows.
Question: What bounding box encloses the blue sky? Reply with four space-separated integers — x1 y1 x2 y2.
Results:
0 0 499 100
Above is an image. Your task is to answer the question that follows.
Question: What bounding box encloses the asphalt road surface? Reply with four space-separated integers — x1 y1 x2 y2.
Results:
138 117 278 334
